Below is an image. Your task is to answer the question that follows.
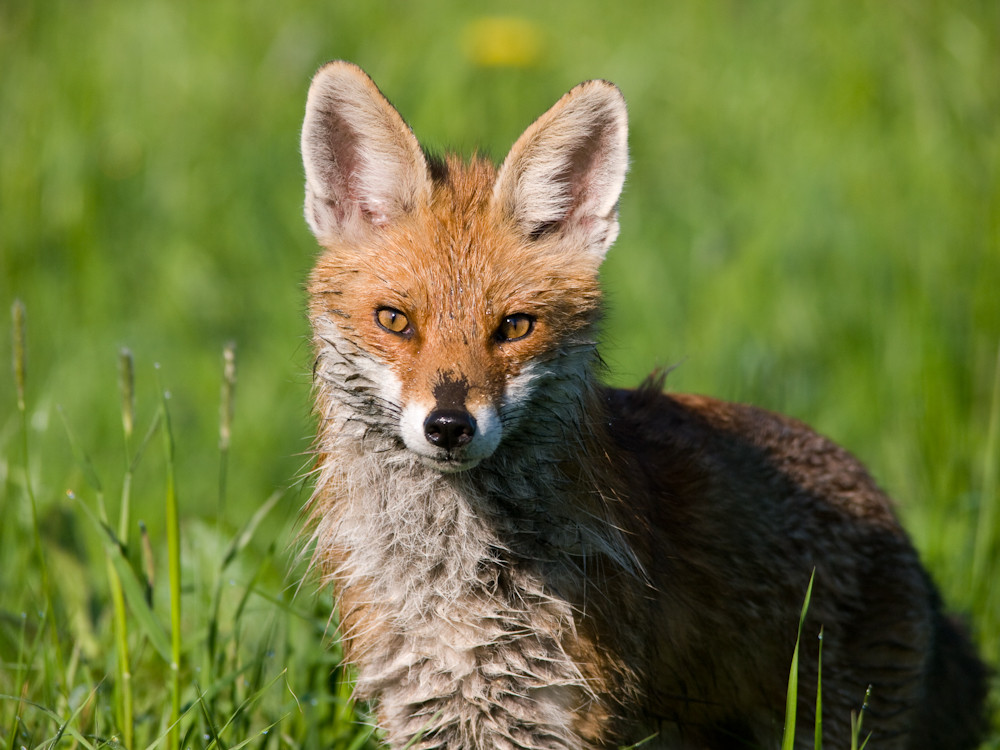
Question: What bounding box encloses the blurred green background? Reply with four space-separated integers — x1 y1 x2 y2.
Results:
1 0 998 746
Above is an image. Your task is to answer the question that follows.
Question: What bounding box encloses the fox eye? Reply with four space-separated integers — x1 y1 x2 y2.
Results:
496 314 534 342
375 307 411 336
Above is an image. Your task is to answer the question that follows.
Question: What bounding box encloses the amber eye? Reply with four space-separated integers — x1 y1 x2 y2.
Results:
375 307 411 335
496 313 534 342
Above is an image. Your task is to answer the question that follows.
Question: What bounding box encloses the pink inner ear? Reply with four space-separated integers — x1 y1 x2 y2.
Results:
364 199 392 226
307 105 361 197
565 125 616 219
312 104 402 228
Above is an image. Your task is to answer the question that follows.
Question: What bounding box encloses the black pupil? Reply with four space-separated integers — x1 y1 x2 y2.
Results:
505 316 527 339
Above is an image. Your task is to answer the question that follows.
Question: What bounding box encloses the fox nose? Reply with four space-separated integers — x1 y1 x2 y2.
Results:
424 409 477 450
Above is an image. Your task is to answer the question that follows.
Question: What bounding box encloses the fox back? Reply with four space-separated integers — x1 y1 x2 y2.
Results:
299 61 989 750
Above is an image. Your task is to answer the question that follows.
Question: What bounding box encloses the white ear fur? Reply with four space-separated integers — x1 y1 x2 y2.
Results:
493 80 628 259
301 61 431 241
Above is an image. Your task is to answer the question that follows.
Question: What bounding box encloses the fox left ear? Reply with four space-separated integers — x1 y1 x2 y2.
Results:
301 61 431 243
493 80 628 260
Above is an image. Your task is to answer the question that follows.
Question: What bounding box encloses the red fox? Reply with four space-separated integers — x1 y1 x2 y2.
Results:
299 61 989 749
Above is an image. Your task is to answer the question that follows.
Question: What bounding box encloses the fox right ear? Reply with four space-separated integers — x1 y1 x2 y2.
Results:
301 62 431 241
493 79 628 261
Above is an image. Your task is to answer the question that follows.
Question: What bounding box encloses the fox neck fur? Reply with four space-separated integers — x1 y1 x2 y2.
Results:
308 329 644 746
312 388 641 748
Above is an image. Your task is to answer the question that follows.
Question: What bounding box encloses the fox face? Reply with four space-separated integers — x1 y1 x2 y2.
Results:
303 63 628 473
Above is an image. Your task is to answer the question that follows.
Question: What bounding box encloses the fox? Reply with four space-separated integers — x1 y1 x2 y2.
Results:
298 61 989 750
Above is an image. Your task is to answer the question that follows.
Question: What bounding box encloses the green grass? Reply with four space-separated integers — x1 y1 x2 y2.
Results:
1 0 998 747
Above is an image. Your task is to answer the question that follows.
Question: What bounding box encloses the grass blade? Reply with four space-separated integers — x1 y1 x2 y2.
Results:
781 569 816 750
156 368 183 750
57 404 135 746
49 680 103 750
11 300 63 672
208 490 283 669
70 492 173 663
12 300 27 413
218 341 237 519
115 347 137 749
211 667 288 742
118 347 136 541
57 406 104 500
815 627 823 750
850 685 873 750
197 686 229 750
119 347 136 451
0 693 98 750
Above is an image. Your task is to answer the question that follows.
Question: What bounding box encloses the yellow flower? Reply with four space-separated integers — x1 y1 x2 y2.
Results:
462 17 543 68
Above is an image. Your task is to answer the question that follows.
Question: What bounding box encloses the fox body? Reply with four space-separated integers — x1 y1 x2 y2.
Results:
300 62 988 749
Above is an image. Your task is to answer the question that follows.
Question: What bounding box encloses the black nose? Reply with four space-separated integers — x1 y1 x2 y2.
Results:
424 409 476 450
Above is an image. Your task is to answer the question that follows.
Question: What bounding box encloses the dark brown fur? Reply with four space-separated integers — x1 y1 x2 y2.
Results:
591 381 990 747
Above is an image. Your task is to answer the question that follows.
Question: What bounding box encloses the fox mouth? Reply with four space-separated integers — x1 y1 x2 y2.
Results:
419 450 483 473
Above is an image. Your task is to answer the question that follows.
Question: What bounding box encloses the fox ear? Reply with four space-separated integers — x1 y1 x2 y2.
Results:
301 62 431 241
493 80 628 259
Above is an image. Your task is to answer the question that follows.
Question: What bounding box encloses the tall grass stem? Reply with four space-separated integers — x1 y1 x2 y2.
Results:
814 628 823 750
58 405 135 748
157 366 183 750
118 348 136 540
218 341 236 520
11 301 63 671
850 685 872 750
117 348 137 748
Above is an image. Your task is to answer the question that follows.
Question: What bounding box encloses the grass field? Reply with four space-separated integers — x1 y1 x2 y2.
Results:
2 0 998 747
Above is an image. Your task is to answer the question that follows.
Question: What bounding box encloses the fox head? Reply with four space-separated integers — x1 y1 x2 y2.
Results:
302 62 628 472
